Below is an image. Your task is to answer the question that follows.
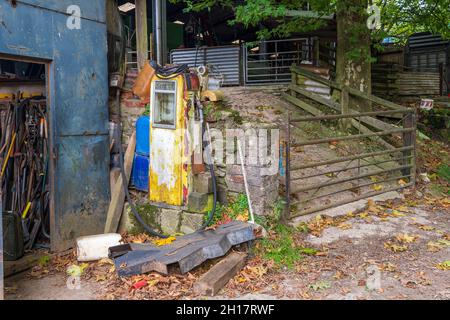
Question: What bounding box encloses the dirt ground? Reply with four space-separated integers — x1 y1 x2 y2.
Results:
4 87 449 300
5 193 449 300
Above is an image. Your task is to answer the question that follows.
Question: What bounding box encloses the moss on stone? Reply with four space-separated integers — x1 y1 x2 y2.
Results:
128 203 161 235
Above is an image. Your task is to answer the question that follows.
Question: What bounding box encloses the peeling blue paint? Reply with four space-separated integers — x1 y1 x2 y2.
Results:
0 0 110 251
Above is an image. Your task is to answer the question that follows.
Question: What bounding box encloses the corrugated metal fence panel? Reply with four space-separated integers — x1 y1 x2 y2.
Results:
170 46 241 86
407 32 449 49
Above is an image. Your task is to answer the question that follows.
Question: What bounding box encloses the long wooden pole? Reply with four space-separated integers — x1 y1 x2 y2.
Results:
135 0 148 70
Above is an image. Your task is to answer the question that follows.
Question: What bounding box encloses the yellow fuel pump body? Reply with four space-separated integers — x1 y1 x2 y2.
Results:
148 74 193 206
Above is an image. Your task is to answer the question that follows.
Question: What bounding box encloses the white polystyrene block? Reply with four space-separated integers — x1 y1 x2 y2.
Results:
76 233 122 262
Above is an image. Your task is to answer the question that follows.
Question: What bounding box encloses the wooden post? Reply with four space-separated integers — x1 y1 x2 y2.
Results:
283 113 291 222
402 112 416 184
135 0 148 70
340 88 351 130
313 37 320 67
290 63 297 97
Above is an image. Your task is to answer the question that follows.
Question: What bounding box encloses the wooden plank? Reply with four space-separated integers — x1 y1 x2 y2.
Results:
104 132 136 233
4 251 44 277
292 65 407 111
193 252 247 296
288 84 398 132
281 92 323 116
340 88 350 130
291 65 342 90
346 86 407 111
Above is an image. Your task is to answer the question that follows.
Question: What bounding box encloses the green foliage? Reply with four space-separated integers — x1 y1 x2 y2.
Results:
174 0 450 59
38 255 51 267
258 224 303 268
437 164 450 184
142 104 150 116
372 0 450 43
206 193 249 225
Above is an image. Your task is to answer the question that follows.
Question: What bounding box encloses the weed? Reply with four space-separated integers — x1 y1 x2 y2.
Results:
437 164 450 184
258 224 303 269
206 193 249 225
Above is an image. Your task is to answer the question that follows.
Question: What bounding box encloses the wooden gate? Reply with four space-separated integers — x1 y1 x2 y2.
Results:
282 66 417 218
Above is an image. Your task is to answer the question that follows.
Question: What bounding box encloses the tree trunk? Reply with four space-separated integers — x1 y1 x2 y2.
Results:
335 0 372 111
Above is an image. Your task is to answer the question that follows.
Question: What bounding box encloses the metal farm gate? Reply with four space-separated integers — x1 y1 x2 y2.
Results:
282 67 417 218
244 38 311 85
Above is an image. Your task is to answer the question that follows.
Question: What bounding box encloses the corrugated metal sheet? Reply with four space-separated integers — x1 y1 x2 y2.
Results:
407 32 449 49
170 46 241 86
406 32 450 94
0 0 110 251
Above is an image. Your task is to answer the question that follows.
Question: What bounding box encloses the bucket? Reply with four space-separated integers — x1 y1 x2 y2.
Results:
132 61 155 100
2 211 24 261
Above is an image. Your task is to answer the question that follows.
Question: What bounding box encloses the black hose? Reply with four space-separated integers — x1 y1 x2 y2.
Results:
114 71 218 235
150 61 189 79
196 99 217 229
115 89 167 238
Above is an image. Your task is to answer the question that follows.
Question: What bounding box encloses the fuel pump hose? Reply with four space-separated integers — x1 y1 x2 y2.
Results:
114 79 218 238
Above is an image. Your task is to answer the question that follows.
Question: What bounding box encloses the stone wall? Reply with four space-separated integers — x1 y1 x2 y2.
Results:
115 77 281 235
118 69 147 146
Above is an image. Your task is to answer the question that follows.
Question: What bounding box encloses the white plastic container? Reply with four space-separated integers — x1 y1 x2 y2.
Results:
76 233 122 262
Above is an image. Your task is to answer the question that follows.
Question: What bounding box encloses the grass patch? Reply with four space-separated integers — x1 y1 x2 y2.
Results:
437 164 450 184
257 224 304 269
206 193 249 225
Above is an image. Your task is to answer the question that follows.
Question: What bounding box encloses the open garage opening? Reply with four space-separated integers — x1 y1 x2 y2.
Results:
1 56 52 261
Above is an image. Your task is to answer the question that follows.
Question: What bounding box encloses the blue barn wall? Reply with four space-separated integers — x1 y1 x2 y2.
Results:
0 0 110 251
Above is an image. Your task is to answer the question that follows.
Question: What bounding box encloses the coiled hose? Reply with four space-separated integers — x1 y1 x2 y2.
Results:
115 86 217 237
116 89 167 238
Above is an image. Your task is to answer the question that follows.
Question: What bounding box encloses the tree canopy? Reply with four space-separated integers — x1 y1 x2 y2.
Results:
177 0 450 42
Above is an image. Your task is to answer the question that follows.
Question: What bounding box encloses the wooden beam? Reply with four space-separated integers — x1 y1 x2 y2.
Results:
104 132 136 233
193 252 247 296
288 84 399 132
4 252 44 277
135 0 148 70
281 92 323 116
282 91 397 151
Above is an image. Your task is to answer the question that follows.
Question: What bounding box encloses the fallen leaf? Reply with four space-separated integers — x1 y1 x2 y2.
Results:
418 225 435 231
380 262 397 272
153 236 176 246
372 184 383 191
66 263 89 277
395 233 418 243
384 242 408 252
436 261 450 270
309 281 331 291
337 222 352 230
391 210 405 217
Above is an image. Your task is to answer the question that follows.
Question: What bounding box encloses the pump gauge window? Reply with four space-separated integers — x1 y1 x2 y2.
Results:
152 80 177 129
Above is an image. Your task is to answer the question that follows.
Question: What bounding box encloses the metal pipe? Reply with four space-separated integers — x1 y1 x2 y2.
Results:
290 164 412 194
293 174 411 205
291 127 414 147
291 155 414 181
289 183 413 218
291 109 412 122
291 146 413 171
154 0 163 65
